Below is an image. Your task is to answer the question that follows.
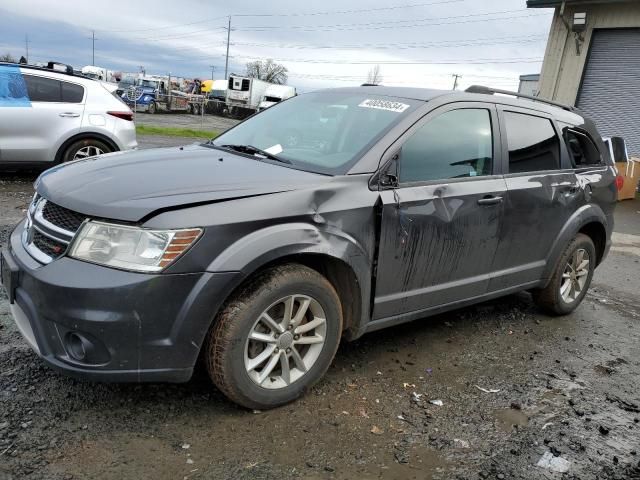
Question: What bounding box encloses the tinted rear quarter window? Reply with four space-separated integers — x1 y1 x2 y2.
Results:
23 75 61 102
562 128 602 167
61 81 84 103
504 111 560 173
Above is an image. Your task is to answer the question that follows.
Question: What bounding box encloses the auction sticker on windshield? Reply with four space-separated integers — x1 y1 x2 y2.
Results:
358 99 409 113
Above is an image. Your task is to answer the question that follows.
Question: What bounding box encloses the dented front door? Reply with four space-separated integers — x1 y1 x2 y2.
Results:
372 103 506 320
373 179 506 319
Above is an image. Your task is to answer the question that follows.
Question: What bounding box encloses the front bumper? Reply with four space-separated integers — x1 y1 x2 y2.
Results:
1 220 241 383
125 101 149 112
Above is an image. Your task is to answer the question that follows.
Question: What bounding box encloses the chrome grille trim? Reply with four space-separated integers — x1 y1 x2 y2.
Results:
33 199 76 240
22 196 85 264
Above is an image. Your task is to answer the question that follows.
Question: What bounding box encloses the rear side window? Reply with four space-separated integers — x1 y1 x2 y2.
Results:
23 75 84 103
504 111 560 173
24 75 61 102
399 108 493 183
61 81 84 103
562 128 602 167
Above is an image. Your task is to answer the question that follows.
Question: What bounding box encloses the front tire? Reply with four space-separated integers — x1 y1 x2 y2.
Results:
205 264 343 409
148 101 157 114
61 138 112 162
533 233 596 315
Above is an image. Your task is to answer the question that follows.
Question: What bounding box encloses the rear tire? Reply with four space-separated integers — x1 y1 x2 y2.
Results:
204 264 342 410
532 233 596 315
61 138 112 163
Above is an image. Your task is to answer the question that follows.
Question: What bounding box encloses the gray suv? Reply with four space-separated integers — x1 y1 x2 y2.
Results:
1 86 617 409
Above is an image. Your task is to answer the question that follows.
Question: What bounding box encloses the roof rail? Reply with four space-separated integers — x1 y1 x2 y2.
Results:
0 61 83 79
465 85 575 112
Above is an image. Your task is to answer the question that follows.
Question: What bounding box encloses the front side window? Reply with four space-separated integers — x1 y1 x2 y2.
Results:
399 108 493 183
23 75 61 102
504 111 560 173
212 92 419 175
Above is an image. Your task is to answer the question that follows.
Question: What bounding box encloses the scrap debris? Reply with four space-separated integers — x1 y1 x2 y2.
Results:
475 385 501 393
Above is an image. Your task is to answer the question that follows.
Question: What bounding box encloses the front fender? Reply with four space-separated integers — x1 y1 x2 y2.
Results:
206 222 373 336
541 203 610 285
208 222 369 276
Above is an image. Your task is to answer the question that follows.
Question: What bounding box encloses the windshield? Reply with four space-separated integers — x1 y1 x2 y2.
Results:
211 91 419 175
137 79 158 89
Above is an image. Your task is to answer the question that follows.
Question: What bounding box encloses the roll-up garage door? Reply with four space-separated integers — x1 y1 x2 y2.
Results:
577 28 640 156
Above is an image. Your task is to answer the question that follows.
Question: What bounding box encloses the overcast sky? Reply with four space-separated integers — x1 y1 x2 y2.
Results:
0 0 554 92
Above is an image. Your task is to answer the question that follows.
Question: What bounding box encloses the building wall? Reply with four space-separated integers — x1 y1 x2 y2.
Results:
538 1 640 104
518 79 540 96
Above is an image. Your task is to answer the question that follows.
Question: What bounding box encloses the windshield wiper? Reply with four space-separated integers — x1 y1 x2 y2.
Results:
217 144 292 164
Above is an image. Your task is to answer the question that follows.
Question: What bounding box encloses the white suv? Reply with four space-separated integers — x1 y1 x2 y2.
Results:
0 62 137 167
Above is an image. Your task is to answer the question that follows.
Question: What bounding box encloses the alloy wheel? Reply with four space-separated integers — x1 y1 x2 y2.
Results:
244 295 327 389
560 248 590 303
73 145 105 160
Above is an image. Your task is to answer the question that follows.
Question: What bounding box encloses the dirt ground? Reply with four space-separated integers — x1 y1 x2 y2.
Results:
1 135 639 479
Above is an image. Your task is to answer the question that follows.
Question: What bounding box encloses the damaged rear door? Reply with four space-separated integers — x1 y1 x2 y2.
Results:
372 102 506 320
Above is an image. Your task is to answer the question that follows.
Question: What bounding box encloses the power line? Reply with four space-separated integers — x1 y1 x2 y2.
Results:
230 54 543 65
237 10 548 31
96 15 230 34
231 36 547 50
233 0 464 17
94 0 464 34
148 33 545 53
131 26 228 42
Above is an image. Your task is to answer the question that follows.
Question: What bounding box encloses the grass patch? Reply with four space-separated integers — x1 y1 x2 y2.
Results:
136 124 219 139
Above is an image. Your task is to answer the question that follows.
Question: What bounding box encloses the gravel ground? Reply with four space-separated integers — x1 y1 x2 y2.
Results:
1 138 639 479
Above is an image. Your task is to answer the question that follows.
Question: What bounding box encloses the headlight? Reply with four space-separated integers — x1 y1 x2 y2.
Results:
69 221 202 272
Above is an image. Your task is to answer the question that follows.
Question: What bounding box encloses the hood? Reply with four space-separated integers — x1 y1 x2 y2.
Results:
36 144 328 222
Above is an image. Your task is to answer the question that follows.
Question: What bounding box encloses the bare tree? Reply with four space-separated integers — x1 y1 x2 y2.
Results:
0 53 17 62
365 65 383 85
245 59 288 85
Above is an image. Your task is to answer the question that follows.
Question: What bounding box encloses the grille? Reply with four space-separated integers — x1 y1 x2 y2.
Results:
126 86 143 102
42 201 85 232
32 230 66 259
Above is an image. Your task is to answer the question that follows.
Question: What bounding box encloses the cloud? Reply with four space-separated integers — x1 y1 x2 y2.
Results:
0 0 553 91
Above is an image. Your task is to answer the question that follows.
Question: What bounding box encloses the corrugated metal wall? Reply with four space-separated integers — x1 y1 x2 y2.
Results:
577 29 640 156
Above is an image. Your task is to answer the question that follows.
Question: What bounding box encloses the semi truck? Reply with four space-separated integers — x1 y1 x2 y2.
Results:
121 75 205 114
81 65 117 83
226 75 293 117
258 84 296 111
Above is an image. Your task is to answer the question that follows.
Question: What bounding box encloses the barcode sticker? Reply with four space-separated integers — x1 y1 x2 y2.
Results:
358 99 409 113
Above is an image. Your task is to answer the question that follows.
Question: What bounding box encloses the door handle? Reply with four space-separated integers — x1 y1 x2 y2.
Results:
59 112 80 118
477 195 503 206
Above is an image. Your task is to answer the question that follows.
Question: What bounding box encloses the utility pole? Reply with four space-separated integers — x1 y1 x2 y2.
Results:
452 74 461 91
224 16 231 80
91 30 97 65
25 34 30 63
210 65 215 80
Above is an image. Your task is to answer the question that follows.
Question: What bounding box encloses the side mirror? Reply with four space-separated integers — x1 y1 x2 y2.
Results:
379 150 401 189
